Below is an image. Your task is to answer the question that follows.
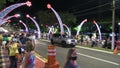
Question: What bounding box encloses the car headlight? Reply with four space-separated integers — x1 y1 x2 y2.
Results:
66 39 71 43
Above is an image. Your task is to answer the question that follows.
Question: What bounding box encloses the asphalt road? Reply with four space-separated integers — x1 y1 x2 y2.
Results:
35 40 120 68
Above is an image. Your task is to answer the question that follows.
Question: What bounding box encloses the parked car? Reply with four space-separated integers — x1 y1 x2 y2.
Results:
50 33 77 47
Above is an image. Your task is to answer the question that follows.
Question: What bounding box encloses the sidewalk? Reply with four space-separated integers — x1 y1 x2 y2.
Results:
0 47 45 68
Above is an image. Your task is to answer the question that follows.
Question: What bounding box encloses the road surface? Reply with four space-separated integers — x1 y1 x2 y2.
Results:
35 40 120 68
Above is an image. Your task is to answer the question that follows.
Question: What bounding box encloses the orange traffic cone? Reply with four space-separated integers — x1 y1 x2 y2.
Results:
113 47 118 54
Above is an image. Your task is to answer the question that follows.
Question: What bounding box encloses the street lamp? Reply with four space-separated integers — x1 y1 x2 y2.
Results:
118 22 120 40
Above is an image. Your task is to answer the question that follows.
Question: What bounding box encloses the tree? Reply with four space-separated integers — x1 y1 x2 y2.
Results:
0 0 14 10
36 11 77 33
36 11 76 25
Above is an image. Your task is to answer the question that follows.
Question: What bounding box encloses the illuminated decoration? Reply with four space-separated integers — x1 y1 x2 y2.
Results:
47 4 64 35
0 14 20 25
63 24 71 37
7 20 11 23
73 26 78 31
76 19 87 37
48 26 58 34
0 1 31 19
109 25 112 30
19 20 29 33
26 14 41 39
93 20 102 41
48 26 53 34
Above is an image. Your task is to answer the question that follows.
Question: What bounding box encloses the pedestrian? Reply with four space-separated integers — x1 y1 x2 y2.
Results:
64 48 80 68
7 37 22 68
80 35 83 45
22 40 35 68
28 34 36 49
0 33 3 46
91 36 96 47
2 33 8 49
19 33 27 62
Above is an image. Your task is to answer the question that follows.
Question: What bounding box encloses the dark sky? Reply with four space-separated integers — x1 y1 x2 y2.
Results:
6 0 120 20
22 0 117 18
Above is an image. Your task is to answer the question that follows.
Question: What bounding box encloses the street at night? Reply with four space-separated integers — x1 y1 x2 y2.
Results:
0 0 120 68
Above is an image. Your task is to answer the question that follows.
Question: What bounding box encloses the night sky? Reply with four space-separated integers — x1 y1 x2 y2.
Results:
4 0 120 33
6 0 120 21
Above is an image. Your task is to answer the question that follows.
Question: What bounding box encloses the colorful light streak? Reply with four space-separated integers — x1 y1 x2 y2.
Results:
0 14 20 25
26 14 41 39
19 20 29 33
93 20 102 41
47 4 64 35
0 1 31 19
76 19 87 37
63 24 71 37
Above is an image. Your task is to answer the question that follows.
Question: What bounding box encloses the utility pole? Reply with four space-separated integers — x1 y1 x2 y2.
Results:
112 0 115 50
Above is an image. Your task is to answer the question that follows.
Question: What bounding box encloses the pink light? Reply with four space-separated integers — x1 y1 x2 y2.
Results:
47 4 51 9
93 20 96 24
26 14 30 18
14 14 20 18
26 1 32 7
7 20 11 23
84 19 87 22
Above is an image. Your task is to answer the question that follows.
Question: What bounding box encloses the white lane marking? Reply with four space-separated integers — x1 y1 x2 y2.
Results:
76 46 120 55
77 52 120 66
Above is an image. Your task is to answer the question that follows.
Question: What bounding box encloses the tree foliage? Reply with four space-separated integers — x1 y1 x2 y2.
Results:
0 0 14 10
36 11 77 26
0 0 6 9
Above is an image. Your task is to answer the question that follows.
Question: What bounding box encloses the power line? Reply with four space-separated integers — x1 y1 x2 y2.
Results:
73 2 111 14
68 0 97 10
72 0 120 14
74 0 120 17
75 8 110 17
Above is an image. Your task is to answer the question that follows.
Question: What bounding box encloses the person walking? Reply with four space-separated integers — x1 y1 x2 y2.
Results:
22 40 35 68
64 48 80 68
7 37 22 68
19 33 27 62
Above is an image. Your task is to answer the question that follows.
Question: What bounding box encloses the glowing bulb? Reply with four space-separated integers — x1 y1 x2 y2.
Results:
7 20 11 23
26 1 32 7
85 19 87 22
14 14 20 18
19 20 21 22
93 20 96 24
47 4 51 9
26 14 30 18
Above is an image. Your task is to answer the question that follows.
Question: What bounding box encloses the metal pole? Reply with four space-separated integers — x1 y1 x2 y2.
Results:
111 0 115 50
118 23 120 40
119 26 120 40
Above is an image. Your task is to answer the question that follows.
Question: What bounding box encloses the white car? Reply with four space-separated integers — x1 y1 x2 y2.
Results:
50 33 77 47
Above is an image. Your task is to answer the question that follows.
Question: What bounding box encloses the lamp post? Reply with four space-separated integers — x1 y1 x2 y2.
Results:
118 22 120 40
111 0 115 50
